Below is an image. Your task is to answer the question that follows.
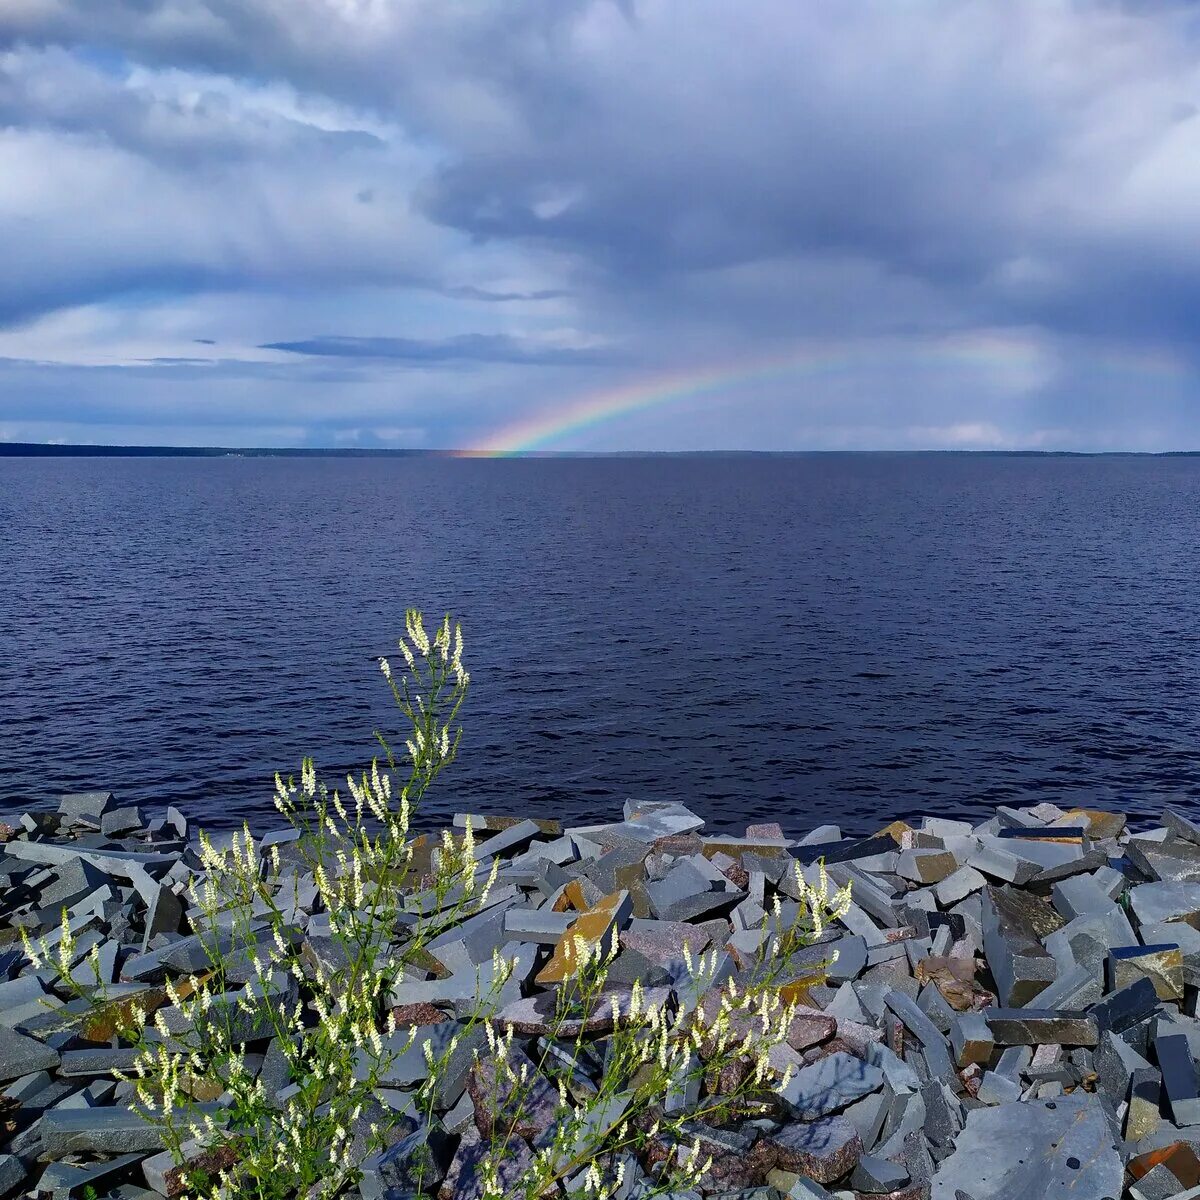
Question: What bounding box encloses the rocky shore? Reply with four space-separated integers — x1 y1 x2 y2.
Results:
5 793 1200 1199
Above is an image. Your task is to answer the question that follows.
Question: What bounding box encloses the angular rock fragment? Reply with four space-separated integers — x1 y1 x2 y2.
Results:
780 1050 884 1120
851 1153 910 1193
1092 976 1160 1035
929 1093 1122 1199
1156 1032 1200 1126
981 886 1057 1007
764 1115 863 1184
981 1007 1098 1047
1109 943 1185 1000
0 1024 59 1081
536 887 631 984
1130 882 1200 929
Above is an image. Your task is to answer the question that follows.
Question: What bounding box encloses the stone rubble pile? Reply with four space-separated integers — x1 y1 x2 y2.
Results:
7 793 1200 1197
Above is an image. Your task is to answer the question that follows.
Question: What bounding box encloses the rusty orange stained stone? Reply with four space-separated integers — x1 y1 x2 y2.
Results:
535 889 630 985
551 879 590 914
876 820 913 844
1127 1142 1200 1186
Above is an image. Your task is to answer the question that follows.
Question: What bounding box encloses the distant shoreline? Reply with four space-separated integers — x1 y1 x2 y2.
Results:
4 441 1200 459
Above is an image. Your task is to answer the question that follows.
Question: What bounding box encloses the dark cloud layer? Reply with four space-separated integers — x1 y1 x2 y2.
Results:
3 2 1200 448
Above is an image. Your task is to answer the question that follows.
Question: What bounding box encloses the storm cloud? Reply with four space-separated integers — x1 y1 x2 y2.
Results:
2 1 1200 449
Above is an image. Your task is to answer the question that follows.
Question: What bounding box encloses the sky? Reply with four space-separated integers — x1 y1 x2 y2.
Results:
2 1 1200 452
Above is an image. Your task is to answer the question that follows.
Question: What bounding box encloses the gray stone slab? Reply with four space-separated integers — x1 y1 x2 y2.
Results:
1051 874 1119 922
1044 907 1135 979
982 886 1057 1007
42 1105 175 1155
0 1024 60 1080
883 989 953 1078
982 1008 1098 1046
1130 882 1200 928
0 1155 26 1196
935 864 986 907
968 843 1041 885
60 1047 142 1076
502 906 575 944
1092 976 1160 1035
863 1041 921 1093
1155 1031 1200 1125
1094 1030 1152 1101
780 1050 884 1120
976 1070 1023 1104
949 1011 994 1067
1020 962 1102 1010
1142 919 1200 988
851 1153 909 1193
38 1152 144 1196
929 1093 1121 1200
58 791 116 821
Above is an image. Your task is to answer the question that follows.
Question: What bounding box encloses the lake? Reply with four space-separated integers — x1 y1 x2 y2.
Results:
3 452 1199 834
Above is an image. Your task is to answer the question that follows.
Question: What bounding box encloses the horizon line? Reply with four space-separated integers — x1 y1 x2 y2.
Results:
5 441 1200 459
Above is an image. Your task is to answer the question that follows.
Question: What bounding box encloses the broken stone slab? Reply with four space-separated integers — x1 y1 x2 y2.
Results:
0 1024 60 1080
935 865 986 908
1130 882 1200 929
967 843 1041 886
1050 873 1120 922
59 1046 142 1076
37 1152 145 1197
851 1153 910 1194
1020 962 1101 1011
536 888 632 985
1157 1032 1200 1126
467 1045 561 1143
1165 807 1200 845
981 1008 1098 1047
58 791 116 822
883 990 953 1079
975 1070 1022 1105
41 1105 178 1155
618 803 707 843
501 906 575 945
1128 836 1200 884
929 1093 1122 1200
1094 1030 1154 1102
780 1051 884 1121
1127 1064 1162 1143
949 1012 994 1067
0 1156 25 1196
493 985 671 1039
1092 976 1160 1035
358 1120 457 1200
981 886 1057 1007
825 864 902 928
764 1115 864 1184
1109 943 1186 1001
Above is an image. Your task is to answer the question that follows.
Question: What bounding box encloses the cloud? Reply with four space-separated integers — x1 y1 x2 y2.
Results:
261 332 614 365
4 1 1200 447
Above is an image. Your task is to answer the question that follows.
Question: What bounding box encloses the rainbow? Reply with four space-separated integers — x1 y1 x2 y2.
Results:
461 332 1188 456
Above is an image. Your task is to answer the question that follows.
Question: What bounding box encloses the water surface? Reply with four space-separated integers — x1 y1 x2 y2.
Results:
3 453 1199 834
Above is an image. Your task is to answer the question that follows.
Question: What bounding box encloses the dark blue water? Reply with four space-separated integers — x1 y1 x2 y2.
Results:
3 453 1199 835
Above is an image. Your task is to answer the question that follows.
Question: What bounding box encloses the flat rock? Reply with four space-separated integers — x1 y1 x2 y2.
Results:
780 1050 884 1120
765 1114 864 1184
1109 943 1185 1000
1130 882 1200 929
982 886 1058 1007
982 1008 1099 1047
930 1093 1122 1199
41 1105 172 1156
0 1025 59 1081
535 888 631 984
